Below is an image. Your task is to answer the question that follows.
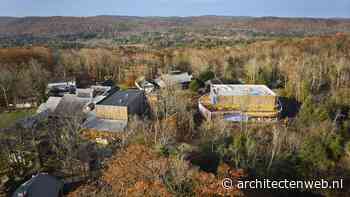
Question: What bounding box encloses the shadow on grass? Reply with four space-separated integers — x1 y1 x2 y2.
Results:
279 97 301 119
188 151 220 173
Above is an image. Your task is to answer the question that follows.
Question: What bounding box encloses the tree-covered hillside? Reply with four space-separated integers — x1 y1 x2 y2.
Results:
0 27 349 196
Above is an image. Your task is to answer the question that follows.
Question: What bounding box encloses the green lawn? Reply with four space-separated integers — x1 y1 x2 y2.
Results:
0 109 36 128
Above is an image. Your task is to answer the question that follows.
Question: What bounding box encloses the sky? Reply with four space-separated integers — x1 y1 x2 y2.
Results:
1 0 350 18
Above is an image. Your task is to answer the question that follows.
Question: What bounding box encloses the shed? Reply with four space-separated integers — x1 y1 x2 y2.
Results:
155 71 192 88
95 89 149 121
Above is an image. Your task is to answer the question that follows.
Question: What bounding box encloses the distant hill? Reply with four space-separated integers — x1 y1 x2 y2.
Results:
0 15 349 37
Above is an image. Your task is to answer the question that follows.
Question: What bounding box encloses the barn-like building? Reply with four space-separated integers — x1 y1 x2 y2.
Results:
95 89 150 122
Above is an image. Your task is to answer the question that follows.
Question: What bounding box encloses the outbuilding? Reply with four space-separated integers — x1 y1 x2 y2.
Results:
95 89 149 122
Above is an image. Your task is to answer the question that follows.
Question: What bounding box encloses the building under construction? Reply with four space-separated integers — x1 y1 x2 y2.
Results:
199 84 282 122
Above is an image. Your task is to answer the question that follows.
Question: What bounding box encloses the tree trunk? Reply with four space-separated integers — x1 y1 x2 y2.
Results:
0 85 9 109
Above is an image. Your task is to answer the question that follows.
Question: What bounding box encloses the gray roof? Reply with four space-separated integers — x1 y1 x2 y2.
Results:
97 89 144 107
12 173 63 197
83 117 127 132
163 72 192 83
155 72 192 88
37 97 62 114
53 94 90 117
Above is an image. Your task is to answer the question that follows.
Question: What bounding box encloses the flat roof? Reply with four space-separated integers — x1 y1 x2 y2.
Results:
211 84 276 96
47 81 75 88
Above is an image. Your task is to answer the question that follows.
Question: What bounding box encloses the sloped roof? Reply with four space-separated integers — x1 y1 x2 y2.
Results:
83 117 127 132
97 89 144 107
53 94 90 117
76 88 93 98
12 173 63 197
37 97 62 114
155 72 192 88
163 72 192 84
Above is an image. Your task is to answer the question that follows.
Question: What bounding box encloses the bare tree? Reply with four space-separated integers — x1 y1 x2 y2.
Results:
47 113 91 177
0 68 14 109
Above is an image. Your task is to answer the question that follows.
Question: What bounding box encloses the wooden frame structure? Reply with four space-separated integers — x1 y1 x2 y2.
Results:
199 84 281 122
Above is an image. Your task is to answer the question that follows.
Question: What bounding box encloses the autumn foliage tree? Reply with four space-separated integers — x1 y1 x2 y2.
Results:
69 144 245 197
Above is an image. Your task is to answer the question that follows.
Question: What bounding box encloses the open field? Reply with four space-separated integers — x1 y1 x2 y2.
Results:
0 109 35 128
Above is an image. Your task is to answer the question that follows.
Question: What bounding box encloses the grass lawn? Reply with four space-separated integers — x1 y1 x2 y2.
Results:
0 109 36 128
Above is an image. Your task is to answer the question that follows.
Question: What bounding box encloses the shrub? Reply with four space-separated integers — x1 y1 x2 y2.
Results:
326 135 343 160
298 134 343 177
298 136 330 176
297 96 329 126
199 70 215 82
189 79 203 92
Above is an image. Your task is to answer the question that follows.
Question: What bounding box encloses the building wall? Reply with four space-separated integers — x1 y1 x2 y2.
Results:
96 105 128 121
216 95 276 111
127 94 149 116
199 103 212 120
